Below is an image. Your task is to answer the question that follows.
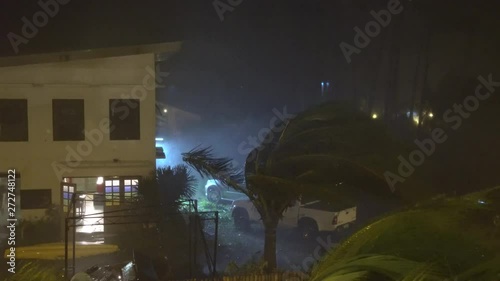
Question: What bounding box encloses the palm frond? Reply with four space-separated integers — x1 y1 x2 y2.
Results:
455 255 500 281
182 146 245 193
313 191 500 279
311 254 445 281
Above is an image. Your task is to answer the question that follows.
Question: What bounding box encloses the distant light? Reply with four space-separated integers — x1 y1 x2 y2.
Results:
413 116 419 124
163 108 168 113
478 200 486 204
155 138 164 142
428 112 434 118
96 177 103 185
372 114 378 119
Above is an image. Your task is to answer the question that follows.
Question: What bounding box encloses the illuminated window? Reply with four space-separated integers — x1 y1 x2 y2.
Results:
61 183 75 213
123 178 139 201
104 177 140 205
105 180 121 206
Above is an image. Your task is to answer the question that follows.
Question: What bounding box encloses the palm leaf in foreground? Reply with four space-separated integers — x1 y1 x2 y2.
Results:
311 254 446 281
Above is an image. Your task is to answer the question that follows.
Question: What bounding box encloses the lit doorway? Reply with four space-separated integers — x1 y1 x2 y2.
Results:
62 177 105 234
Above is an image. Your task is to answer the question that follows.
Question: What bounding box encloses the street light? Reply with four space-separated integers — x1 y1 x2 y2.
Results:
372 113 378 119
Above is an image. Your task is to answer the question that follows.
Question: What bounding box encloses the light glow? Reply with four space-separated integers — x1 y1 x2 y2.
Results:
372 114 378 119
428 112 434 118
163 108 168 113
155 138 164 142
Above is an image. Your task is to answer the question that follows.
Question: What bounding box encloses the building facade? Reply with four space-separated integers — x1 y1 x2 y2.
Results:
0 43 181 232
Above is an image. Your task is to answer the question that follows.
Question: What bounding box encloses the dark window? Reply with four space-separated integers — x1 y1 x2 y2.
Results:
20 189 52 209
109 99 140 140
0 99 28 141
52 99 85 141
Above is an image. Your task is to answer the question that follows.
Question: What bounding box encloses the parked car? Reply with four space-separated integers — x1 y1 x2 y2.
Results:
231 198 357 238
204 179 246 203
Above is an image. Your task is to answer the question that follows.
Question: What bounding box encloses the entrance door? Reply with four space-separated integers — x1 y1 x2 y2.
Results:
61 182 77 214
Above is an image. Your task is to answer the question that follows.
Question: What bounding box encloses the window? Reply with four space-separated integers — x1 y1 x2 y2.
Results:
52 99 85 141
105 179 121 206
123 178 139 201
0 99 28 141
104 177 140 206
61 183 76 213
109 99 140 140
20 189 51 209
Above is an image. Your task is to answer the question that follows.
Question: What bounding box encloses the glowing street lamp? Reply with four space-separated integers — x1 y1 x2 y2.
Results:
372 113 378 119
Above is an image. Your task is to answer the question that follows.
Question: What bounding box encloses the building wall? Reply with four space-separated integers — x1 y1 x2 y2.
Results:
0 53 157 220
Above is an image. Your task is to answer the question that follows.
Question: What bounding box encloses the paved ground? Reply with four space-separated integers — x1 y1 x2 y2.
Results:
200 199 354 275
0 199 355 279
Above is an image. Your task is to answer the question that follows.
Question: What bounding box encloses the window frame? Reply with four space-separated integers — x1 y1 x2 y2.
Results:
52 99 85 141
0 99 28 142
109 99 141 140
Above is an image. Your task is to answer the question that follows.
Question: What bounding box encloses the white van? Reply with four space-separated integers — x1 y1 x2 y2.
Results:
231 198 357 238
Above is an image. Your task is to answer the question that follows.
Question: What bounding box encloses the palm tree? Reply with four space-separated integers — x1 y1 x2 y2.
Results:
138 165 196 213
183 102 411 271
132 165 198 278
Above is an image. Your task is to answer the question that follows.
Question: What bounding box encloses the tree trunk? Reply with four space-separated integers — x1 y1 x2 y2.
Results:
263 220 279 272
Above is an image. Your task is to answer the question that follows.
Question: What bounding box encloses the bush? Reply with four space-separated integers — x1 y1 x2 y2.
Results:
18 205 61 246
197 199 232 222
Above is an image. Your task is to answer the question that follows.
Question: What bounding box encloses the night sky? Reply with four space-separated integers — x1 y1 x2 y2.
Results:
2 0 500 194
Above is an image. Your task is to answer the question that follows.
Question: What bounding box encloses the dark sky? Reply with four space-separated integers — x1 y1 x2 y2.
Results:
2 0 499 117
2 0 500 193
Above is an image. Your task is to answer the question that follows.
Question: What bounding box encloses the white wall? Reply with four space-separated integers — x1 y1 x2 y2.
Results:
0 53 157 220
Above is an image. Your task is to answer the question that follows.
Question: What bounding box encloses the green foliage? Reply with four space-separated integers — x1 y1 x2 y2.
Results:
137 165 196 213
18 205 61 246
310 254 446 281
197 198 232 222
310 187 500 281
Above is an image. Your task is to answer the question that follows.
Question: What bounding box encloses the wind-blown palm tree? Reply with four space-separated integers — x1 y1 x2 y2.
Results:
183 102 410 271
310 187 500 281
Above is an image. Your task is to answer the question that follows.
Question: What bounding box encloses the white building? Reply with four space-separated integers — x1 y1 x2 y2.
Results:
0 42 181 233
